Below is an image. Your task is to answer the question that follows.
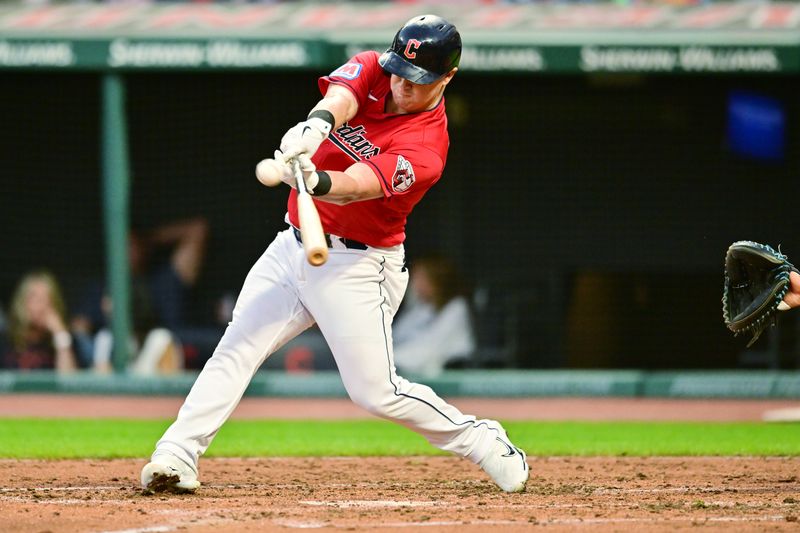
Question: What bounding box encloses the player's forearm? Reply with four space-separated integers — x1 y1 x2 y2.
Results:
280 85 357 162
314 170 383 206
310 85 358 129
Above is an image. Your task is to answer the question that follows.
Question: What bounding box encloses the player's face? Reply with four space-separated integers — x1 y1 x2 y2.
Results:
389 69 457 114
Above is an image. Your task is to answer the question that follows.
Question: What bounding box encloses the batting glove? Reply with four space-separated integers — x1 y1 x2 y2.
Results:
279 116 332 160
296 153 320 193
273 151 320 193
271 150 294 184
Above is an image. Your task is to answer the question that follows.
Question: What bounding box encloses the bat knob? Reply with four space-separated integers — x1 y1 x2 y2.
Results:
308 249 328 266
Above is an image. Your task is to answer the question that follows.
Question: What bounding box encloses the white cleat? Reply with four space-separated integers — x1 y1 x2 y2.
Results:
478 430 530 493
141 453 200 494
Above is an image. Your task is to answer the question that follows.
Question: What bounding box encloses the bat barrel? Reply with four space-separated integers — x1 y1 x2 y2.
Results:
293 158 328 266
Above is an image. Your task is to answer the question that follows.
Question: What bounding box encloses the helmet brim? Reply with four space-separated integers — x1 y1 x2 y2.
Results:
378 50 442 85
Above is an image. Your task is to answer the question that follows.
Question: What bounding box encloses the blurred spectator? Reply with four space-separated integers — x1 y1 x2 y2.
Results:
0 302 6 337
2 270 88 372
0 304 6 361
392 255 476 378
259 326 338 373
72 216 209 374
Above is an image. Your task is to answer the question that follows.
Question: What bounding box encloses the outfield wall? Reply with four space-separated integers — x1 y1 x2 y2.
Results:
1 370 799 399
1 3 798 73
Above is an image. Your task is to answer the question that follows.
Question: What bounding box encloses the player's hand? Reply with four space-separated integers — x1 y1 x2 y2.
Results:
779 270 800 311
271 150 295 186
279 117 332 160
296 153 320 193
273 151 320 193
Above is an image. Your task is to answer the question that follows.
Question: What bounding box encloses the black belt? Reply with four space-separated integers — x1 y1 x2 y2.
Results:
292 226 368 250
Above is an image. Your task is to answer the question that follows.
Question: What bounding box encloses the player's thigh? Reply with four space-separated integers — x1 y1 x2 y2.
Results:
301 249 407 397
221 232 314 357
302 248 407 337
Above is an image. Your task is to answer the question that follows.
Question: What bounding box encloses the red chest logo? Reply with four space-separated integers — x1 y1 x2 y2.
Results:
403 40 421 60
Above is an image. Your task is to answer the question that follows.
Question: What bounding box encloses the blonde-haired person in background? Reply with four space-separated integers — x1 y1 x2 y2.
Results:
2 270 78 372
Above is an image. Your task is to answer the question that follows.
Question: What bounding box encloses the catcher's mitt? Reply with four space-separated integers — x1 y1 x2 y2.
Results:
722 241 796 347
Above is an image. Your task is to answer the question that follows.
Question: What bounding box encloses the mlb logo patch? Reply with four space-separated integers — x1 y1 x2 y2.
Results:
392 155 415 193
331 62 363 80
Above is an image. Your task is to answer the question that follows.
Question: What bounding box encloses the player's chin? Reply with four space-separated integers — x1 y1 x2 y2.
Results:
399 100 425 113
393 94 416 111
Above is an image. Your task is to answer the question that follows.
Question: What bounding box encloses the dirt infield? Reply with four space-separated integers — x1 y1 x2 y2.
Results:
2 456 799 532
2 395 800 531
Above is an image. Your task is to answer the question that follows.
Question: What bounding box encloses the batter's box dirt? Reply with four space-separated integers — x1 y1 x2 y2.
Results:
1 456 799 532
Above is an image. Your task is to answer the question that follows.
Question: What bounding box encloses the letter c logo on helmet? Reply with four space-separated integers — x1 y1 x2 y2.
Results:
378 14 461 85
403 39 421 60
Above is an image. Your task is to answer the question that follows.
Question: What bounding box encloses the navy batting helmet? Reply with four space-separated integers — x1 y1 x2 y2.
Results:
378 15 461 84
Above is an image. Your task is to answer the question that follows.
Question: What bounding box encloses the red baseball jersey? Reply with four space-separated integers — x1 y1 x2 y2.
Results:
286 51 450 247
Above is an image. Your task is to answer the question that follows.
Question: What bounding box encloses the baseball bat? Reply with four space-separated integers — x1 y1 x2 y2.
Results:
292 158 328 266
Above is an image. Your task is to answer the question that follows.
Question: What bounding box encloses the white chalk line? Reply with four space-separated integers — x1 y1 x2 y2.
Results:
0 495 129 505
298 500 629 510
301 500 440 508
2 494 776 513
545 515 788 525
296 499 790 511
0 482 409 491
3 489 792 532
2 482 791 496
0 485 121 492
592 485 792 495
95 527 173 533
93 514 232 533
273 520 329 529
0 494 770 513
276 515 791 529
273 519 522 529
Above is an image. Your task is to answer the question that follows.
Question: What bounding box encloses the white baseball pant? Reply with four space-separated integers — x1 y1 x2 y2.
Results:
153 227 503 471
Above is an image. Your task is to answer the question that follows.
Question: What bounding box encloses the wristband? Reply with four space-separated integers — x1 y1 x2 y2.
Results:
53 330 72 350
307 109 335 131
311 171 332 196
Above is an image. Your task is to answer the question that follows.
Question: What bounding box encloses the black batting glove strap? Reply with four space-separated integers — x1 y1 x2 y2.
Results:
310 170 332 196
307 110 336 131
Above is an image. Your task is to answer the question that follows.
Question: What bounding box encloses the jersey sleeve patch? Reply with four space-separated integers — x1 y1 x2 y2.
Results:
330 62 363 80
391 155 416 194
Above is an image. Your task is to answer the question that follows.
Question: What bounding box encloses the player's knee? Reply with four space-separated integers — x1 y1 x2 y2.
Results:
347 387 397 417
348 391 382 415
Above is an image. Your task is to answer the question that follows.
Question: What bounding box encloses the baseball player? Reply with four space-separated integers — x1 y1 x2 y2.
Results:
141 15 529 494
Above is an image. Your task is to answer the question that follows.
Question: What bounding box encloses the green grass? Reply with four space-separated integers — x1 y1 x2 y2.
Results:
0 419 798 459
